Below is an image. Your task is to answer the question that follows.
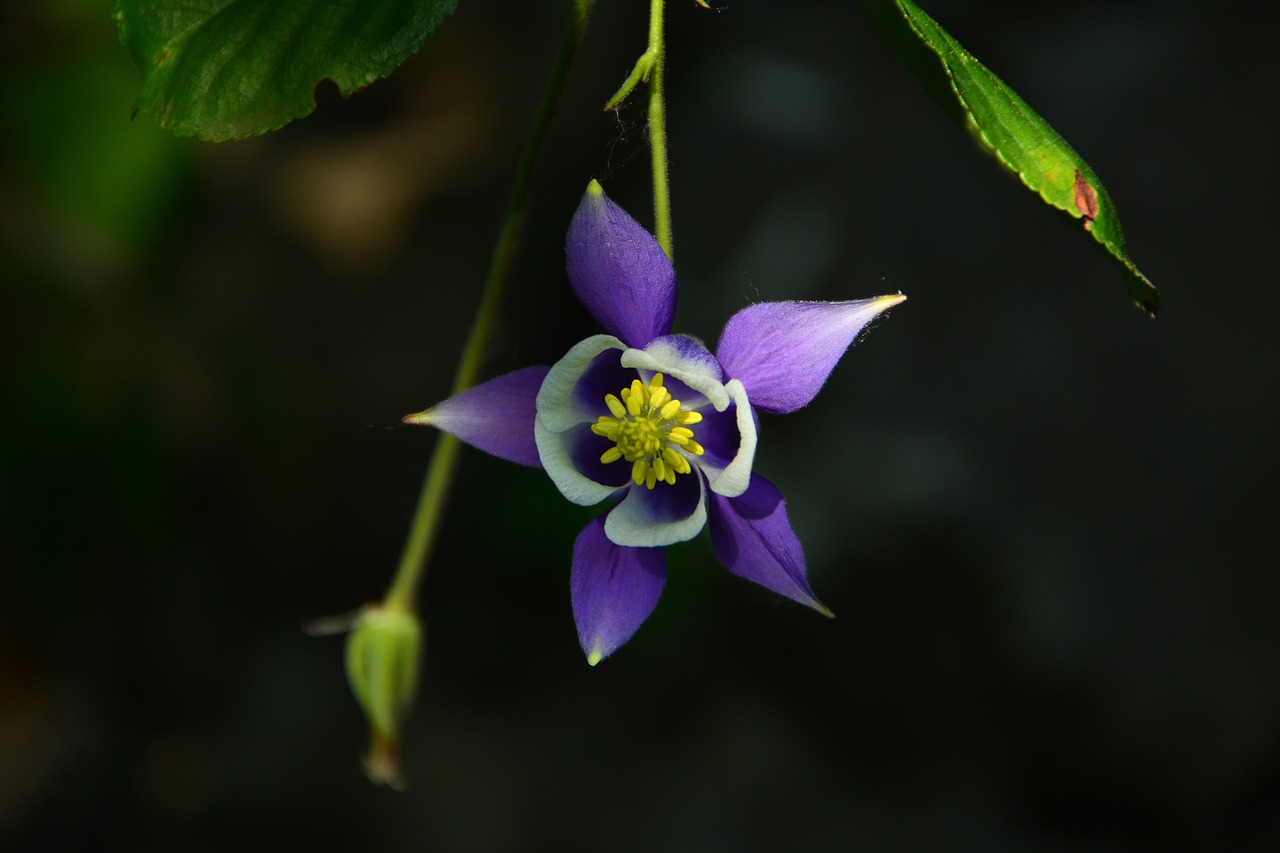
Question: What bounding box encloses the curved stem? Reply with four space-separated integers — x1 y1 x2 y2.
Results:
384 0 596 612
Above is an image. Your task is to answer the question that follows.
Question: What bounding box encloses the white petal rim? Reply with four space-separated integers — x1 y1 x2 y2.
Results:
621 339 731 412
536 334 626 433
534 418 621 506
604 477 708 547
705 379 756 499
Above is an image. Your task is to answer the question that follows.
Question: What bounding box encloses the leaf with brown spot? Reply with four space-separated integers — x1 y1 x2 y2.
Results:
865 0 1160 316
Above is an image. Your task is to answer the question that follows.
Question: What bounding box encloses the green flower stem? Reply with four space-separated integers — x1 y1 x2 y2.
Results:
383 0 596 613
602 0 672 260
647 0 672 260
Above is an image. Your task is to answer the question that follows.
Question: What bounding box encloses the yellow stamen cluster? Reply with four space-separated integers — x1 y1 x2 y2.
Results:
590 372 704 490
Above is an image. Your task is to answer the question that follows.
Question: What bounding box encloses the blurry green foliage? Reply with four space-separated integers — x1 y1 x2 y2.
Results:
0 1 191 613
1 1 192 282
112 0 459 140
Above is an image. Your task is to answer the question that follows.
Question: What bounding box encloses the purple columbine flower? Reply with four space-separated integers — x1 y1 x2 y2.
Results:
405 181 904 665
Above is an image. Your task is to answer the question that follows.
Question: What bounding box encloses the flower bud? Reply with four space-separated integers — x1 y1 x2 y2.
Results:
344 603 423 788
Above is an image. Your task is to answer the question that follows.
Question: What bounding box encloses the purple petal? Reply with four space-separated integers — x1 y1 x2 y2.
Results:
567 425 633 491
572 346 637 416
571 516 667 665
707 474 831 615
693 401 743 471
567 181 676 348
715 296 905 414
403 366 549 467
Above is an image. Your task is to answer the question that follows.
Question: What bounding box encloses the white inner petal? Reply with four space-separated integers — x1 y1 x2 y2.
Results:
620 338 731 412
704 378 756 499
534 418 623 506
604 475 708 547
536 334 626 433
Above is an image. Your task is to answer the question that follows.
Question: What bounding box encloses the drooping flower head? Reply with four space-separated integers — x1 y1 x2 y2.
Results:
406 181 903 664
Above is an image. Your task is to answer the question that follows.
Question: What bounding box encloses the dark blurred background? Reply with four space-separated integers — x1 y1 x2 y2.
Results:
3 0 1278 849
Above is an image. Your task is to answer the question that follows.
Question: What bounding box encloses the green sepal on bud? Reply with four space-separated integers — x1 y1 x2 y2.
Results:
344 603 424 789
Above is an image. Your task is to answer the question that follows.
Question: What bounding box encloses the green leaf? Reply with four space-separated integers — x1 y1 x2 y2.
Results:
113 0 458 141
867 0 1160 316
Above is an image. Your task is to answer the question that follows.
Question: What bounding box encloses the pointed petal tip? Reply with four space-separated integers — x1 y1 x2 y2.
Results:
794 590 834 618
585 178 604 198
874 292 907 310
586 647 604 666
402 409 433 425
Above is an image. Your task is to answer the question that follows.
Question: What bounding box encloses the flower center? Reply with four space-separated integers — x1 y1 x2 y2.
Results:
591 372 704 490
